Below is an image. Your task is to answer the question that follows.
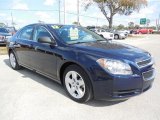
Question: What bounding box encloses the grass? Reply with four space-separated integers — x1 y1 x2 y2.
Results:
0 46 7 55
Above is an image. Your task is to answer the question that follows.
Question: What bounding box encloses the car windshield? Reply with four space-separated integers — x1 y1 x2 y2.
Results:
50 25 106 44
0 28 9 33
6 27 15 32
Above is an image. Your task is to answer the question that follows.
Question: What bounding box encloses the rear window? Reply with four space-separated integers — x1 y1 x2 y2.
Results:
0 28 9 33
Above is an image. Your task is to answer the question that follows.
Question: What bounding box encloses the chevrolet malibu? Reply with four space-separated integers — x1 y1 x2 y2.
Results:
7 23 155 103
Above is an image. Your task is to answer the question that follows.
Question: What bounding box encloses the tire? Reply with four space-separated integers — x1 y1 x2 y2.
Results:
63 65 93 103
114 34 119 39
100 34 104 38
9 51 21 70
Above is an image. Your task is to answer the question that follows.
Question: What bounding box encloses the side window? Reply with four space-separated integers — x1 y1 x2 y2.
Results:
97 29 100 32
101 29 105 32
34 26 52 41
19 26 33 40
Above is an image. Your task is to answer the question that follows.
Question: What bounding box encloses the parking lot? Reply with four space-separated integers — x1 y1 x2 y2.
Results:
0 34 160 120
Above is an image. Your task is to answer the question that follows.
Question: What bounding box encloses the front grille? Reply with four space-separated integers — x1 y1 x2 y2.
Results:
137 58 152 68
142 69 155 81
113 89 141 97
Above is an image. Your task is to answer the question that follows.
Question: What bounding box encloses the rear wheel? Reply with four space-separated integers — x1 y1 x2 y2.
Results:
114 34 119 39
63 65 93 103
9 51 21 70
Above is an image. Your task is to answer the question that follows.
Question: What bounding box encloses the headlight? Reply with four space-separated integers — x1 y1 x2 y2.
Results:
97 58 133 75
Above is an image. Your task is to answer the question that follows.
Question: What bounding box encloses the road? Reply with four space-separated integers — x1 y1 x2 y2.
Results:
0 34 160 120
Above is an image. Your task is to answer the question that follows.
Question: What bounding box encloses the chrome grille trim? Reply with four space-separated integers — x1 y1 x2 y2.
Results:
136 57 154 68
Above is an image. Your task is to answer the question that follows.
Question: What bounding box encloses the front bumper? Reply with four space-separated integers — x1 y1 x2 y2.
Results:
92 68 155 100
119 35 126 39
0 41 6 45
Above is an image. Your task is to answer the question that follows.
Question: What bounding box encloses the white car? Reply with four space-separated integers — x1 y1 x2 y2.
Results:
119 30 130 35
90 28 114 40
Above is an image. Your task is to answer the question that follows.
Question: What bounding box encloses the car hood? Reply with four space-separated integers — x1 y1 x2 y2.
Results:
0 32 11 36
72 41 150 62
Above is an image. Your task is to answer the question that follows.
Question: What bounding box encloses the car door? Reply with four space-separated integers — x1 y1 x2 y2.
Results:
14 25 34 67
31 26 57 79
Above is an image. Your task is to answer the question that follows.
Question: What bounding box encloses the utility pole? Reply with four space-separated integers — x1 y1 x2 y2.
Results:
158 14 160 31
11 12 14 27
77 0 79 25
59 0 61 24
64 0 65 24
96 18 98 28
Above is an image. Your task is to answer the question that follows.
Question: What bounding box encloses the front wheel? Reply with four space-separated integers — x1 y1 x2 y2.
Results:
63 65 93 103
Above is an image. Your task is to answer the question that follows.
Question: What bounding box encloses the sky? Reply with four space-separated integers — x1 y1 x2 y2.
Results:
0 0 160 29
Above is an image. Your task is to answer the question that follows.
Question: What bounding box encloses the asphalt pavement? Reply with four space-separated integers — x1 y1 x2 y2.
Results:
0 34 160 120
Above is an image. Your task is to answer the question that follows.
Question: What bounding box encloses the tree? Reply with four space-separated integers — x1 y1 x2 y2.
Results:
128 22 134 29
134 24 140 29
117 24 125 30
0 23 6 27
84 0 147 28
101 25 108 29
72 21 81 26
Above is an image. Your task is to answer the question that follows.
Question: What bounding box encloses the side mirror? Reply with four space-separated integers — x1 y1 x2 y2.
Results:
38 37 55 45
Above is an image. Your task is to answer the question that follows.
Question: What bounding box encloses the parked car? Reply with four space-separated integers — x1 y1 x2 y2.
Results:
130 29 138 34
6 27 17 35
0 28 11 45
118 30 129 37
105 29 126 39
7 23 155 103
90 28 114 40
137 29 153 34
120 30 130 34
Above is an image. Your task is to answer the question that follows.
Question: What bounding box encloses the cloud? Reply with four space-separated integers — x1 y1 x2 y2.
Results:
65 0 85 13
0 13 7 17
12 2 29 10
35 12 56 23
44 0 55 6
129 4 157 19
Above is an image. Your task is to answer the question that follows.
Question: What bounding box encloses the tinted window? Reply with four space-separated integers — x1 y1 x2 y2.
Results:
90 29 96 32
19 26 33 40
101 29 105 32
50 25 105 44
34 26 52 41
0 28 9 33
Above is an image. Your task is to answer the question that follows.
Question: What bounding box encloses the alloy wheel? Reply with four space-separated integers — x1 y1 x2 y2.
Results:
10 53 16 68
65 71 85 99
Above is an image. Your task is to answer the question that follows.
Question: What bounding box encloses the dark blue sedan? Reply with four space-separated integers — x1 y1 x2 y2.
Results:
7 23 155 103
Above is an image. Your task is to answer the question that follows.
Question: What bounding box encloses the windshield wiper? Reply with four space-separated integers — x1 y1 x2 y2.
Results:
69 41 95 44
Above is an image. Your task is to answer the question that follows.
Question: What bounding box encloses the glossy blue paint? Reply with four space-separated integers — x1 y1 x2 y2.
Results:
7 24 155 100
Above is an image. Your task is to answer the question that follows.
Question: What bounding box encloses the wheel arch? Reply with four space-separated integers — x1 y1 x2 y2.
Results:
59 61 92 86
114 34 119 38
